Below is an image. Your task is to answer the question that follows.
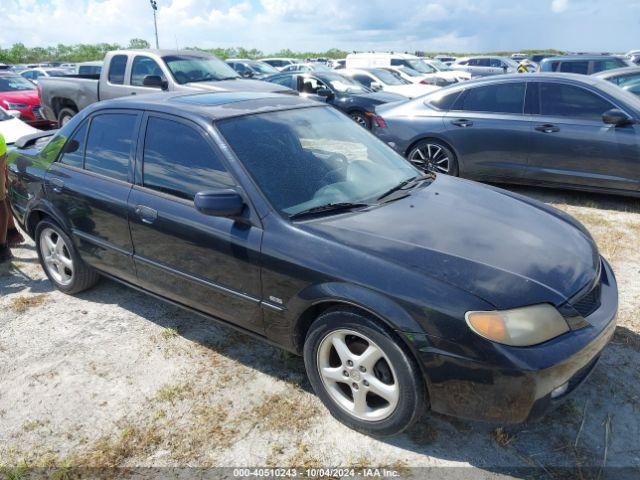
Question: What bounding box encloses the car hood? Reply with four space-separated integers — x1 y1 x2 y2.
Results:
185 78 294 94
383 84 440 98
0 117 38 144
0 90 39 105
302 175 599 310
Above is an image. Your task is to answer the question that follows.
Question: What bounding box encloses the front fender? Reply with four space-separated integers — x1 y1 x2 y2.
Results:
287 281 427 343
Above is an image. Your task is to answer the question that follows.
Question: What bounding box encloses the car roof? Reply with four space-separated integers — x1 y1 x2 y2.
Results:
592 65 640 78
541 55 622 62
115 49 210 57
87 91 322 121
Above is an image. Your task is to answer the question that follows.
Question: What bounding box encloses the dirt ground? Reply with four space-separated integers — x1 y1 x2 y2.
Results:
1 185 639 479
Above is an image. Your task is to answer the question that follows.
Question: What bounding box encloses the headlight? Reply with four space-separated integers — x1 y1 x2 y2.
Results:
465 304 569 347
3 101 29 109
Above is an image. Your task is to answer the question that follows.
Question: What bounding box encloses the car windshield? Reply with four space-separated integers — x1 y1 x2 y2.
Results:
396 66 422 77
429 60 452 71
325 75 370 93
248 61 278 75
218 107 420 217
371 69 408 85
406 59 436 74
163 55 240 84
0 74 36 92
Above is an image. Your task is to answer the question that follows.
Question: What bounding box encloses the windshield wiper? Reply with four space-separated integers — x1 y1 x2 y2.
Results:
289 202 370 220
376 174 433 202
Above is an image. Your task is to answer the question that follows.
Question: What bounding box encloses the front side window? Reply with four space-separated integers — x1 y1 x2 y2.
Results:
108 55 127 84
477 58 491 67
85 113 137 181
218 107 419 217
540 83 614 120
143 117 231 200
269 75 295 89
458 82 525 114
559 61 589 74
59 121 88 168
131 56 166 87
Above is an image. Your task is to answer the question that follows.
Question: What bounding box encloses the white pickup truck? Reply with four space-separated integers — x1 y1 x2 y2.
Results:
39 49 294 125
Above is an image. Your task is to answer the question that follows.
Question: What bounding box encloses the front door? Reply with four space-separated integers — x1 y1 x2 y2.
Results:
443 81 531 180
128 113 264 333
46 111 141 282
524 81 640 192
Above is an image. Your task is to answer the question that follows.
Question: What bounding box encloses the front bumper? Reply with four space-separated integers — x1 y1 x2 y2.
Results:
406 257 618 423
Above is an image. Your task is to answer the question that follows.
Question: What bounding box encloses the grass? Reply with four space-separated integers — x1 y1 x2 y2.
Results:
22 419 49 432
155 382 194 403
491 427 516 447
9 294 48 314
160 327 179 339
250 387 321 432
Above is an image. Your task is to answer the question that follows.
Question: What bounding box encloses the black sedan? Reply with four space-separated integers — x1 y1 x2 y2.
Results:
8 92 617 436
263 71 405 128
373 73 640 197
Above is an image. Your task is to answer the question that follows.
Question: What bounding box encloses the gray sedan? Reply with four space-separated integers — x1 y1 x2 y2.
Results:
372 73 640 197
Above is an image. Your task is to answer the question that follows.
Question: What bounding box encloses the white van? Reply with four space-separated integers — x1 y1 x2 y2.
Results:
346 53 458 87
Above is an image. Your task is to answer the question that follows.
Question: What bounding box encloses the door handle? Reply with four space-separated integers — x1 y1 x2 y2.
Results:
451 119 473 127
135 205 158 225
49 178 64 193
130 92 137 95
535 124 560 133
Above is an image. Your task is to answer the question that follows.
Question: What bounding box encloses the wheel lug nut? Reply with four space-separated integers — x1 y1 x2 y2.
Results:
346 360 353 367
363 380 369 387
359 366 366 372
343 370 349 377
352 383 359 390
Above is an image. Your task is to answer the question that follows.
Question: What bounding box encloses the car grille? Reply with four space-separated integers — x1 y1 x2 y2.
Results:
32 105 43 120
570 273 602 318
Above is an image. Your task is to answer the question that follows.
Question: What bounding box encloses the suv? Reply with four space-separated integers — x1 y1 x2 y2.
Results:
539 56 630 75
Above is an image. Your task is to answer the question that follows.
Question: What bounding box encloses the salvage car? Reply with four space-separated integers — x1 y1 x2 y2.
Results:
38 49 294 126
8 91 617 436
372 73 640 197
0 106 38 144
264 71 405 128
339 68 439 99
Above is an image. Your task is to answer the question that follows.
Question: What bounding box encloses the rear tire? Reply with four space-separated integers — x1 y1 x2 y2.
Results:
57 107 77 127
35 219 100 294
304 308 426 437
349 111 371 129
407 139 459 176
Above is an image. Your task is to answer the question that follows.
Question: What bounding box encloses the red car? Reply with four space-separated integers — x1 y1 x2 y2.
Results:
0 72 52 128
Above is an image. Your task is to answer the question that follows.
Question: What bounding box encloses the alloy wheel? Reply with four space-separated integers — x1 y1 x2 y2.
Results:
317 329 399 421
409 143 451 174
350 113 368 128
40 227 74 286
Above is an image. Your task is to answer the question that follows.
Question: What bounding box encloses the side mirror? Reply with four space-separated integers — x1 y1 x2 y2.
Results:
370 82 383 92
602 108 634 126
316 87 333 98
143 75 168 90
63 139 80 153
7 109 21 118
194 189 245 218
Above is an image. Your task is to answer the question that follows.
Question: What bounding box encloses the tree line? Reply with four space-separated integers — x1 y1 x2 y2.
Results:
0 38 563 64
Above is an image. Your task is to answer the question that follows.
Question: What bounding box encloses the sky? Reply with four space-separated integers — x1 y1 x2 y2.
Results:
2 0 640 53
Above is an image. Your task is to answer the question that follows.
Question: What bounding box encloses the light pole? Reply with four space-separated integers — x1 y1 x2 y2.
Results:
150 0 159 49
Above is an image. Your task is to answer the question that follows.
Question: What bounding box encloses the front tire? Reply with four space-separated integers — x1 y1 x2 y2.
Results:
407 139 459 176
304 308 426 436
35 219 100 294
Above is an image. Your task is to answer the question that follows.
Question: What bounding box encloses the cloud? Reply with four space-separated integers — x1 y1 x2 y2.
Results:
551 0 570 13
1 0 640 54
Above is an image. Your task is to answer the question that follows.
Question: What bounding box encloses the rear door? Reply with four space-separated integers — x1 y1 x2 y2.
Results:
99 54 132 100
524 81 640 192
443 81 531 180
46 110 141 282
128 113 264 332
